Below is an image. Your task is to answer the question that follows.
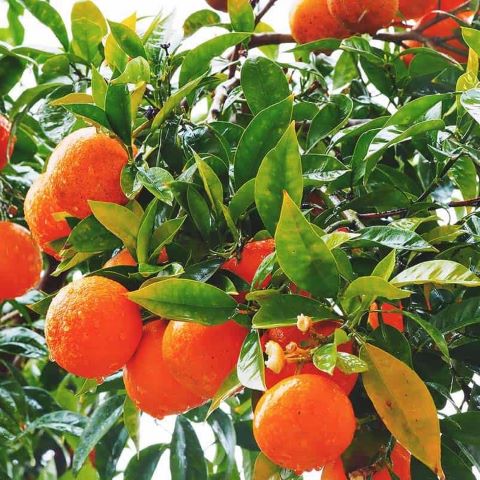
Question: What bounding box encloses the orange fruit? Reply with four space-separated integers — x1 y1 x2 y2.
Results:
0 115 15 170
103 247 169 268
327 0 399 34
322 458 347 479
405 7 473 63
221 239 275 285
368 302 404 332
124 320 205 419
0 221 42 300
373 443 411 479
262 322 358 394
46 128 129 218
206 0 227 11
441 0 470 10
24 174 71 259
162 320 248 399
45 276 142 379
398 0 436 20
253 374 356 472
290 0 352 44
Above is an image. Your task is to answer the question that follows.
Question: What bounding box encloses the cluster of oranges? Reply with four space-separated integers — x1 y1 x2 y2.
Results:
24 128 130 258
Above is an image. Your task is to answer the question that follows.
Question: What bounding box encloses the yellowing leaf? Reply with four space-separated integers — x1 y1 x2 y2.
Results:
360 343 444 479
253 453 281 480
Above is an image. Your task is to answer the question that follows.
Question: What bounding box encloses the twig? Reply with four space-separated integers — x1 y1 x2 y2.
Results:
249 33 295 48
255 0 278 26
207 77 239 122
357 196 480 220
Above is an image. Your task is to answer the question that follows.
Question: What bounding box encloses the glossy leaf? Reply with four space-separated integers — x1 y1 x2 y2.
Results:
361 344 444 478
275 193 339 298
237 330 266 391
343 277 411 301
128 278 237 325
124 444 168 480
255 122 303 234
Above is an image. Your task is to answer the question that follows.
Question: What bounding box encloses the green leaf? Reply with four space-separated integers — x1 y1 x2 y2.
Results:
149 217 186 262
170 417 207 480
195 154 224 215
275 193 339 298
50 93 93 106
89 201 140 255
313 343 337 375
179 32 250 87
360 344 444 478
91 67 107 108
237 330 266 391
123 396 140 453
336 352 368 374
136 199 158 264
255 122 303 234
442 412 480 446
252 294 337 328
112 57 150 85
351 227 436 252
228 0 254 32
128 278 237 325
22 0 69 50
137 166 174 205
391 260 480 287
30 411 86 437
68 216 122 253
229 179 255 222
402 311 450 360
183 10 220 37
461 89 480 125
432 297 480 333
241 57 289 114
151 75 205 129
108 21 146 59
234 95 293 187
343 277 411 301
372 250 396 281
0 327 47 358
206 369 241 418
73 395 124 474
62 104 111 131
307 94 353 148
124 444 168 480
207 410 236 477
105 84 132 145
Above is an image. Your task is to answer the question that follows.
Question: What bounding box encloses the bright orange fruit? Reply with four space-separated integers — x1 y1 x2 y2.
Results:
46 128 129 218
289 0 351 44
0 221 42 300
0 115 15 170
253 374 356 473
24 174 71 259
327 0 399 34
321 458 347 479
124 320 205 419
262 321 358 394
45 276 142 379
398 0 436 20
162 320 248 399
373 443 411 479
368 302 404 332
103 247 168 268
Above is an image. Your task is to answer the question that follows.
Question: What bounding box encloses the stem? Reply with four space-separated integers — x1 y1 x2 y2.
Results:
207 77 239 122
255 0 278 26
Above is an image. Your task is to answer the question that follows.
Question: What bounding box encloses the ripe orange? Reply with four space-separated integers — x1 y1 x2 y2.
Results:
327 0 399 34
162 320 248 399
253 374 356 472
0 115 15 170
205 0 227 11
321 458 347 479
46 128 129 218
405 7 472 63
103 247 169 268
0 221 42 300
262 322 358 394
124 320 205 419
368 302 404 332
221 239 275 284
290 0 352 44
398 0 436 20
24 174 71 259
373 443 411 479
45 276 142 379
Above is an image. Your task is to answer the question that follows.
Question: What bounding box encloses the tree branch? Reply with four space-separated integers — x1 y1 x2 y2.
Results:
207 77 239 122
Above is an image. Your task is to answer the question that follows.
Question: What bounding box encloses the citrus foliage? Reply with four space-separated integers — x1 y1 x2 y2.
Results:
1 0 480 479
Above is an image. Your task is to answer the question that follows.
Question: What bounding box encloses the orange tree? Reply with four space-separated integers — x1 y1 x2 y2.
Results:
1 0 480 478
